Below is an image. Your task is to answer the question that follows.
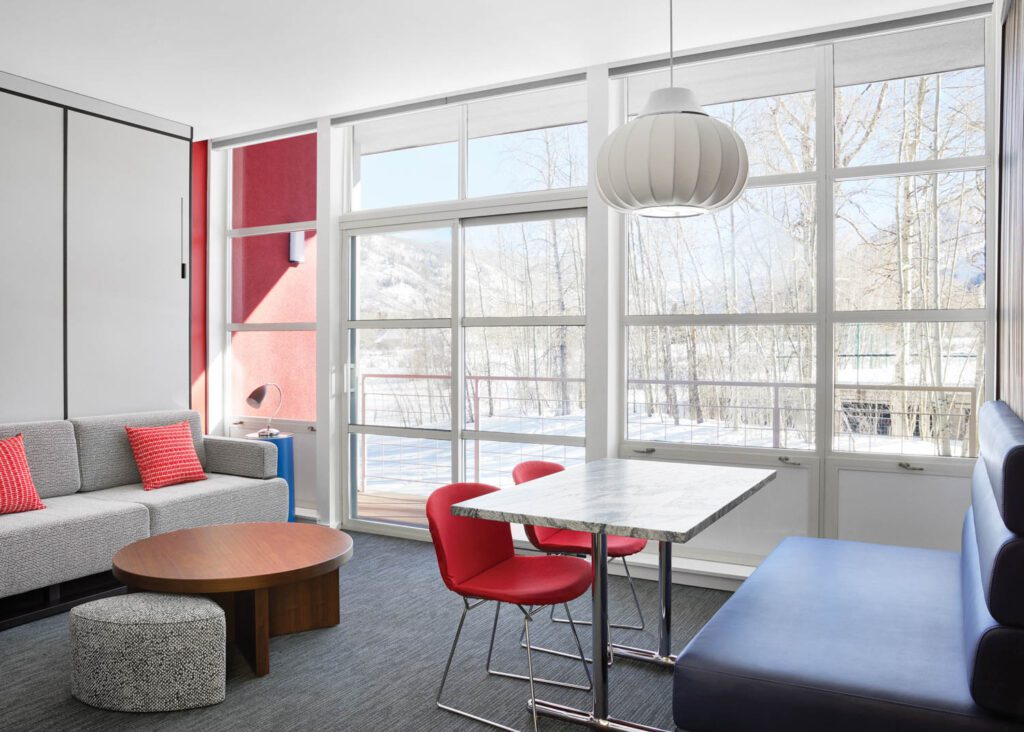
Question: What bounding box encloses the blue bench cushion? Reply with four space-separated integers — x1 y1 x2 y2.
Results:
980 402 1024 536
972 461 1024 627
963 507 1024 720
674 536 1021 732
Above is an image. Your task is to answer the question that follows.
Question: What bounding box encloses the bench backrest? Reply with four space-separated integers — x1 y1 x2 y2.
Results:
964 400 1024 719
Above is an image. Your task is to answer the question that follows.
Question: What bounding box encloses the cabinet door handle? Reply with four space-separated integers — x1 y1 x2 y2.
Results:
778 456 802 467
179 197 187 279
633 447 655 455
898 461 925 471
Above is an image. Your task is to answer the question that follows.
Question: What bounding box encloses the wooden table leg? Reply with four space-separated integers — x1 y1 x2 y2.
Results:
269 569 340 636
235 588 270 677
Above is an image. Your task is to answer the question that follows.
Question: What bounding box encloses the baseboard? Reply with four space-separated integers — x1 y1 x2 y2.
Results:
513 539 753 591
615 552 752 592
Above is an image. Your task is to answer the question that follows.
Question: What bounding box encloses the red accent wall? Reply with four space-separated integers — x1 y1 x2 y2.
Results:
190 134 318 426
191 141 208 432
229 134 318 422
231 134 317 228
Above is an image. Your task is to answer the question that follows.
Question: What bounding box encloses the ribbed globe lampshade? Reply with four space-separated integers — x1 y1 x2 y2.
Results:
596 87 749 217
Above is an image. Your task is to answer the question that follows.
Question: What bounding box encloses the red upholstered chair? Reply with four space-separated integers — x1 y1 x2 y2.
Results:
426 482 592 732
513 461 647 632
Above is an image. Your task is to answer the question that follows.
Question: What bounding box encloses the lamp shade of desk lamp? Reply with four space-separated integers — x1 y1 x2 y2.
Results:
246 383 283 436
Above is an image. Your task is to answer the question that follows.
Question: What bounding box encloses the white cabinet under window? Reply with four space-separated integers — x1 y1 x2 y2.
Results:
66 112 190 417
829 461 973 551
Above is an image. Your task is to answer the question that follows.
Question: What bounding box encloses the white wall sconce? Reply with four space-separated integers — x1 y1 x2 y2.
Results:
289 231 305 263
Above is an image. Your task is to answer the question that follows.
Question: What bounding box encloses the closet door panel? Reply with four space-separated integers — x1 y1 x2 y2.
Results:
0 92 64 421
66 112 189 417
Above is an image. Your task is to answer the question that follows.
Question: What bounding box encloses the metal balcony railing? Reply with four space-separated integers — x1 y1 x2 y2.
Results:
352 374 980 493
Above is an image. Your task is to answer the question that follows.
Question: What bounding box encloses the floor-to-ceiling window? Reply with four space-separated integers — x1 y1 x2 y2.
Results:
829 23 988 457
623 46 820 453
341 82 588 528
618 17 992 553
621 18 989 459
209 10 993 550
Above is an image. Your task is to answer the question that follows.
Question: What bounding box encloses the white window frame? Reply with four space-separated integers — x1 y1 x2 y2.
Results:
205 7 998 553
339 198 589 538
615 16 997 550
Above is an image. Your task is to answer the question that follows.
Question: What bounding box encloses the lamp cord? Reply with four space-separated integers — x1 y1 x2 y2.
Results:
669 0 674 88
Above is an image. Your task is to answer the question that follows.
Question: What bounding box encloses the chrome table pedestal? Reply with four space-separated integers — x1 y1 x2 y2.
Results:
531 534 672 732
610 541 676 667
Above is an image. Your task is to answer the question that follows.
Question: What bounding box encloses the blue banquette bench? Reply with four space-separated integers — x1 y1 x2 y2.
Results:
674 401 1024 731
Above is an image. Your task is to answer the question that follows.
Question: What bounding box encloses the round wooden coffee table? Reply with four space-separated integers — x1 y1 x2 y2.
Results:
112 522 353 677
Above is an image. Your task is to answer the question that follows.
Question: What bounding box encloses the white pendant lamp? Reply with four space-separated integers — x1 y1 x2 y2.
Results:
596 0 749 217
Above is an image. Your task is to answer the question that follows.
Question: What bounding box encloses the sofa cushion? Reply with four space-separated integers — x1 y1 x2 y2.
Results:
674 537 1018 732
72 411 206 492
125 421 207 490
979 401 1024 535
0 434 46 515
80 473 288 535
0 419 80 498
963 508 1024 720
0 494 149 598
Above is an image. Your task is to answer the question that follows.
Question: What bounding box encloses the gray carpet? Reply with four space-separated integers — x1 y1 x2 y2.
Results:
0 532 728 731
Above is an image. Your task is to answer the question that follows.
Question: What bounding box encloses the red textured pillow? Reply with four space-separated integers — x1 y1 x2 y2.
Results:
0 433 46 515
125 421 207 490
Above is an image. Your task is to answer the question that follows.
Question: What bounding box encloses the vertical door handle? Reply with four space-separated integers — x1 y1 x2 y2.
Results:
180 197 187 279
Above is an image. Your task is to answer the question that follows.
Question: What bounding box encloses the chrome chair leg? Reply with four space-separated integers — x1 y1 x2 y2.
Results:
437 599 519 732
550 557 645 631
488 603 592 691
520 606 539 732
519 608 594 664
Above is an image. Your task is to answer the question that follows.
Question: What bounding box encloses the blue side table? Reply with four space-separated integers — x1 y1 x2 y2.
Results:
246 432 295 522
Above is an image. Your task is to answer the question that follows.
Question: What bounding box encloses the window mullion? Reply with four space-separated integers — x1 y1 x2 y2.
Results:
458 103 468 201
451 221 464 484
816 43 836 474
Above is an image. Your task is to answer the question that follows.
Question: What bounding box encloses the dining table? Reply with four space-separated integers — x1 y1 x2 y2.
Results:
452 457 776 731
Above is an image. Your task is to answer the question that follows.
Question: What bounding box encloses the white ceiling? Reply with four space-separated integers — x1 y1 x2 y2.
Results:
0 0 969 140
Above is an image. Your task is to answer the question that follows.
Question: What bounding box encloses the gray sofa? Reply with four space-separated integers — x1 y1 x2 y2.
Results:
673 400 1024 731
0 410 289 600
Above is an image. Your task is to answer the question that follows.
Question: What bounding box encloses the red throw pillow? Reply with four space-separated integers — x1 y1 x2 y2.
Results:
125 421 207 490
0 433 46 515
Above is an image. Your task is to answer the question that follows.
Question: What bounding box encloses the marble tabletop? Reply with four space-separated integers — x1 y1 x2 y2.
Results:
452 458 775 543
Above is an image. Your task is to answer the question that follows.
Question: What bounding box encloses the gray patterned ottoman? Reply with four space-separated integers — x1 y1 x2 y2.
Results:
70 593 226 712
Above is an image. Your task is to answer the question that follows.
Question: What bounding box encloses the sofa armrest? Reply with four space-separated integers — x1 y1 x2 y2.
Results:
203 436 278 479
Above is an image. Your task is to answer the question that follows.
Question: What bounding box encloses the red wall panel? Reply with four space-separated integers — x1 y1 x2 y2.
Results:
191 141 208 431
231 133 316 228
231 231 317 323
